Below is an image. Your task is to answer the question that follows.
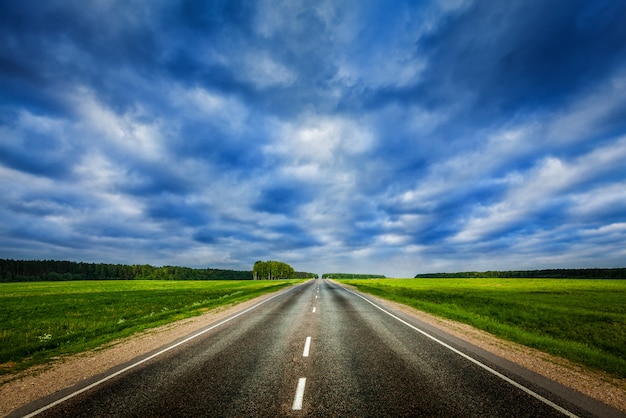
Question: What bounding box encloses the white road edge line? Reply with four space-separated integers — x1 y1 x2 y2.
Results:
303 336 312 357
342 287 580 418
22 285 301 418
292 377 307 410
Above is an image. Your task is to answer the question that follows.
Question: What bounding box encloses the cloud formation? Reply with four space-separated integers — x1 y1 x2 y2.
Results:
1 0 625 276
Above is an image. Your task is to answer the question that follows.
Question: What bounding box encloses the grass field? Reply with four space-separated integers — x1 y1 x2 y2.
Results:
0 279 301 375
339 278 626 379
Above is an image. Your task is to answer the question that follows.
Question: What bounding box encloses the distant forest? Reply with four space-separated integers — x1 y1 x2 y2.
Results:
0 259 316 282
321 273 386 279
414 268 626 279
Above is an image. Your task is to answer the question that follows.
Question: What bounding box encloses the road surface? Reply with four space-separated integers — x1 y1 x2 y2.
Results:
13 280 623 417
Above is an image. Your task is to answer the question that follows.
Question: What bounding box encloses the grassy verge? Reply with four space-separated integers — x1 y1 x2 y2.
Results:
338 278 626 379
0 279 302 375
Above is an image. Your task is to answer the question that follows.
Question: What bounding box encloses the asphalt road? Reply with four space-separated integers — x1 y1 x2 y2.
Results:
13 280 624 417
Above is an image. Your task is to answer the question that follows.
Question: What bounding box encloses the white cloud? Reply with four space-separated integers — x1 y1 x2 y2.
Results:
72 88 166 160
450 136 626 243
582 222 626 237
15 111 66 136
569 184 626 219
271 114 373 166
239 51 297 89
437 0 473 12
172 85 249 133
335 49 426 89
260 114 379 249
254 0 337 39
546 68 626 144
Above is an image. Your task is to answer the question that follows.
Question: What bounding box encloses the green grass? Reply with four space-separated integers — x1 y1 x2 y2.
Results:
338 278 626 379
0 279 301 375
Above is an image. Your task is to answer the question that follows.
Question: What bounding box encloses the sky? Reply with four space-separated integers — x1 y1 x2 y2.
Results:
1 0 626 278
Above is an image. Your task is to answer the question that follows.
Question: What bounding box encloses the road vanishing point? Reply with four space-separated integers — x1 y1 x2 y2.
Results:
12 280 624 417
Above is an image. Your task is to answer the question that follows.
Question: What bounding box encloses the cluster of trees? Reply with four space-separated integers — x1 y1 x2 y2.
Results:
414 268 626 279
321 273 386 279
0 259 253 282
253 260 296 280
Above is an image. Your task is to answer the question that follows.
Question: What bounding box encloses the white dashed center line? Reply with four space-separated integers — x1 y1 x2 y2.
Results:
292 287 317 411
292 377 306 410
302 336 311 357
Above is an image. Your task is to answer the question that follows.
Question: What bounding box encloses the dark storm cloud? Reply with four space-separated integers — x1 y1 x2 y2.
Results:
374 1 626 115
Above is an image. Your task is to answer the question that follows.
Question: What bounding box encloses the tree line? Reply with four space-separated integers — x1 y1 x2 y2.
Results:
0 259 253 282
414 268 626 279
321 273 386 279
0 259 319 282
